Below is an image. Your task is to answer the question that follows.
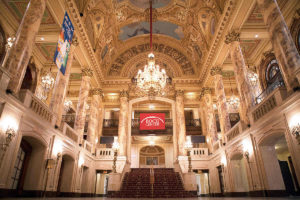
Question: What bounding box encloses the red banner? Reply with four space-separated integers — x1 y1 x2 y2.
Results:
140 113 165 130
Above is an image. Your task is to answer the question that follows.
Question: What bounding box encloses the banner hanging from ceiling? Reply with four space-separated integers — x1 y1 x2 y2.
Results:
140 113 165 130
54 12 74 75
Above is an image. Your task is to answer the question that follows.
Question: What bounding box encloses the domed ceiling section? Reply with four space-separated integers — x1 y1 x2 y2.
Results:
79 0 224 81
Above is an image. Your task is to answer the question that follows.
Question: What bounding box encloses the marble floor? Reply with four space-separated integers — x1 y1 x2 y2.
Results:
1 198 299 200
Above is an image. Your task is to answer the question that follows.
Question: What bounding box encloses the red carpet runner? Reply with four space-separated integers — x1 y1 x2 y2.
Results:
108 168 197 198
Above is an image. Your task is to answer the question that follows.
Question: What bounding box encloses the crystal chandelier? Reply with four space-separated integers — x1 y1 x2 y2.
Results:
41 71 55 92
227 76 240 110
64 99 72 112
5 37 15 51
135 0 168 96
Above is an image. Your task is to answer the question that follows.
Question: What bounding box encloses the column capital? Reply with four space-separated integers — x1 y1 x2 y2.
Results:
120 90 129 98
81 68 93 77
72 35 79 46
91 88 103 96
175 90 184 97
210 66 223 76
225 30 240 44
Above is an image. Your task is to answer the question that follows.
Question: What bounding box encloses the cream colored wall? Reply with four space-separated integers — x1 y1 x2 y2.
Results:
130 143 173 168
230 158 249 192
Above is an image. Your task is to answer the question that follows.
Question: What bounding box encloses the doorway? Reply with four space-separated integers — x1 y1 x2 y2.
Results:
57 154 75 194
195 169 210 196
95 170 109 196
139 145 165 168
230 153 249 193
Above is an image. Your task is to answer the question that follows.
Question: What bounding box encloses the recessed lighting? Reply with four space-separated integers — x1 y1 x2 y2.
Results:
255 34 259 38
40 37 45 41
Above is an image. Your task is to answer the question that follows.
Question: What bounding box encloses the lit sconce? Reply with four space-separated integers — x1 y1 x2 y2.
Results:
184 137 193 173
213 103 218 110
112 141 120 173
242 139 252 163
1 127 16 151
289 114 300 144
85 104 90 110
64 99 73 112
53 140 63 162
5 37 15 51
221 155 227 167
95 137 98 144
247 71 259 87
149 104 155 110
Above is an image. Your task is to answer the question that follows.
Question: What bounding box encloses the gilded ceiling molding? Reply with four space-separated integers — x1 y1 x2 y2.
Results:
202 87 212 95
65 0 104 84
224 30 240 44
175 90 184 97
81 68 93 77
108 42 195 76
90 88 103 96
198 0 235 85
210 66 223 76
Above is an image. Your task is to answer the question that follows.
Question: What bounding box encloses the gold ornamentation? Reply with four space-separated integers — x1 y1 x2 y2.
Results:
175 90 184 97
225 30 240 44
120 90 129 98
91 88 103 96
210 66 222 76
202 87 212 95
72 35 79 46
81 68 93 77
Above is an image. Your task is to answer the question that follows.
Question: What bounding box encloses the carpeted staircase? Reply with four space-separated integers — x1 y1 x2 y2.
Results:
108 168 197 198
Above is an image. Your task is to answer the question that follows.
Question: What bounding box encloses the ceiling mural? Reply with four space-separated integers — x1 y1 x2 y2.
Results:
245 4 264 24
119 21 184 41
108 42 195 76
4 0 56 25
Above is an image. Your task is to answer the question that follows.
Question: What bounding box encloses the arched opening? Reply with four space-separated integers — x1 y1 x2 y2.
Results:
11 136 47 192
139 145 165 168
57 154 75 194
20 61 38 93
230 153 249 193
259 132 299 195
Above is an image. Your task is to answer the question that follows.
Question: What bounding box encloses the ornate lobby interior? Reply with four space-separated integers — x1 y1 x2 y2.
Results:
0 0 300 199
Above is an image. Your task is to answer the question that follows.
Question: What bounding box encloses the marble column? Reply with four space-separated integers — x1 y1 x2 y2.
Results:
225 31 253 125
211 66 231 139
202 88 218 142
74 68 93 143
257 0 300 91
5 0 46 94
97 98 104 146
175 90 186 156
50 37 78 127
118 90 129 156
87 89 103 145
199 102 207 136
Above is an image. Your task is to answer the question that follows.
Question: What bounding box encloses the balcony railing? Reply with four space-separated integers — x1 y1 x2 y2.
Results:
62 114 89 132
191 148 209 158
95 148 114 159
255 74 285 105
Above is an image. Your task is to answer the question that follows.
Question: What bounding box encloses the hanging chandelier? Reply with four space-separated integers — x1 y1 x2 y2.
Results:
64 99 72 112
41 71 55 92
227 76 240 110
135 0 168 96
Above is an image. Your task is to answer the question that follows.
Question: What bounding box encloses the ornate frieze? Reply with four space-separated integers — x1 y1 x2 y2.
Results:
120 90 129 98
210 66 222 76
175 90 184 97
91 88 103 96
109 43 195 76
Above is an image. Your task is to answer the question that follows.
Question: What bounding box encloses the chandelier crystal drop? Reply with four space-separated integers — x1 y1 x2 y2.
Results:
227 95 240 110
135 0 168 96
64 99 72 112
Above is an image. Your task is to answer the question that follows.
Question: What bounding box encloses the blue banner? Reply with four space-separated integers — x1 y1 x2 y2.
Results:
54 12 74 75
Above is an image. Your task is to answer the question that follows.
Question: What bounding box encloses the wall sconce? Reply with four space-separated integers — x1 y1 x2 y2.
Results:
1 127 16 151
291 123 300 144
244 151 250 163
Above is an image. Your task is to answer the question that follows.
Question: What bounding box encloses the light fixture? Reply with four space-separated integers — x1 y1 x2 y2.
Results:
112 141 120 173
227 76 240 110
5 37 15 51
78 156 84 168
1 127 16 151
149 104 155 110
291 123 300 144
40 37 45 41
64 99 72 112
41 70 55 92
149 140 155 146
85 104 90 110
255 34 259 38
213 103 217 110
134 0 169 97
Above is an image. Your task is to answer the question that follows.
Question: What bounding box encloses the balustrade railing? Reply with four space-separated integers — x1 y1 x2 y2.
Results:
255 74 285 105
19 89 55 125
96 148 114 159
62 114 89 131
62 122 79 144
191 148 208 158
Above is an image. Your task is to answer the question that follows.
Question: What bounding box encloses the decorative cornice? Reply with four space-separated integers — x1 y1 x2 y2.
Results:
225 30 240 44
81 68 93 77
210 66 222 76
198 0 235 85
72 35 79 46
175 90 184 97
91 88 103 96
120 90 129 98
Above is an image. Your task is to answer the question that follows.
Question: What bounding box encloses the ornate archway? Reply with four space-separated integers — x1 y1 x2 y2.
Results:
139 145 165 167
